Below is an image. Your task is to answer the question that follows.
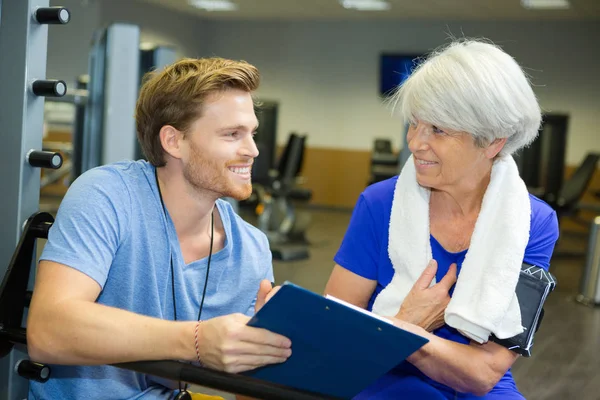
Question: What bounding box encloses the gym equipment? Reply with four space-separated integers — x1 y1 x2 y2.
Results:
239 101 278 212
257 133 313 261
79 23 141 175
514 113 569 200
0 0 69 396
398 123 411 170
252 101 279 186
546 153 600 218
575 216 600 307
368 138 400 185
550 153 600 259
223 101 280 216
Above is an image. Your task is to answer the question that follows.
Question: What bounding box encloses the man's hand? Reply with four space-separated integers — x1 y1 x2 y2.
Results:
254 280 280 314
197 313 291 373
395 260 457 332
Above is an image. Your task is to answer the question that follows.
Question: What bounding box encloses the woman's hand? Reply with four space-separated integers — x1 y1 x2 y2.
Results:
254 280 280 314
395 260 457 332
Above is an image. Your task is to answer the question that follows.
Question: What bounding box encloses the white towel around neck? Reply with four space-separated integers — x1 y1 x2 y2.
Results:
371 155 530 342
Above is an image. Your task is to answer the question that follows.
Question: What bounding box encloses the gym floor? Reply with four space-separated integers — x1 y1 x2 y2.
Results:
39 199 600 400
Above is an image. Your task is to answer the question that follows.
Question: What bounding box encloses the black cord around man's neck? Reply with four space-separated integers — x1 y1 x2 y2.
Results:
154 168 214 399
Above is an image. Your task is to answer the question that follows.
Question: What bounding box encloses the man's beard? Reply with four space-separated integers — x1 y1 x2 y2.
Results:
182 141 253 201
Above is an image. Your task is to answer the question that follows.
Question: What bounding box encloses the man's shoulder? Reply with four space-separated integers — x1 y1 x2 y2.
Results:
69 160 152 201
59 160 154 222
74 160 150 188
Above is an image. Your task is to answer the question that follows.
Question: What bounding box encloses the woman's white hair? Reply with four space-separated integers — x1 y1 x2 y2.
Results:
391 39 542 156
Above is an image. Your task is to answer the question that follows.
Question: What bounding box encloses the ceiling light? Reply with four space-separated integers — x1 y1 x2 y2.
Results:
521 0 570 9
340 0 391 11
189 0 238 12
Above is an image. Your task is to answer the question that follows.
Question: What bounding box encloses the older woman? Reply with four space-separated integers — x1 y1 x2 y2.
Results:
325 40 559 399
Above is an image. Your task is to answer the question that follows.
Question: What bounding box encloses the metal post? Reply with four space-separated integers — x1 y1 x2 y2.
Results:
81 23 140 177
101 24 140 165
398 123 410 171
70 75 89 181
576 216 600 306
0 0 50 398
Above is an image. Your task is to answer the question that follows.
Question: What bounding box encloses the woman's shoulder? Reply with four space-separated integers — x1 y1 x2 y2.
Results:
529 193 558 227
524 194 559 268
362 176 398 206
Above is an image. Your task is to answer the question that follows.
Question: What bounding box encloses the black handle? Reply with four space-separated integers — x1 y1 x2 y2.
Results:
15 360 51 383
32 80 67 97
27 150 63 169
34 7 70 24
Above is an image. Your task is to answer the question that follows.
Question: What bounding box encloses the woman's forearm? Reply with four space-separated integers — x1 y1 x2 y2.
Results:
408 336 500 395
390 319 515 396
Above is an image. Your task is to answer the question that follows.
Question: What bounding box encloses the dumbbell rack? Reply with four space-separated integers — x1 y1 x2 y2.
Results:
0 0 69 397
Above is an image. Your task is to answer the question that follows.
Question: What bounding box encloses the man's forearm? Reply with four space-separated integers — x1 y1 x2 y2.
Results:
27 299 196 365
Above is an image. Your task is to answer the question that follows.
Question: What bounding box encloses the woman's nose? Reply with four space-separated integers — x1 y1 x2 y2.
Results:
407 124 429 153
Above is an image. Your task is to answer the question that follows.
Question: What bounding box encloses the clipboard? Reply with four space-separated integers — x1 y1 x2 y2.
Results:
245 282 429 399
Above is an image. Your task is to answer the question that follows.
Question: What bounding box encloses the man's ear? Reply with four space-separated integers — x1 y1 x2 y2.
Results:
159 125 185 160
485 137 507 159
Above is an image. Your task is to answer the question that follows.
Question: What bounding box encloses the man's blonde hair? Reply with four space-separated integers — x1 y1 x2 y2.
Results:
135 57 260 166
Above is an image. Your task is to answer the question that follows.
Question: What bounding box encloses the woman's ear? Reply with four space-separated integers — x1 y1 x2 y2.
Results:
485 137 507 159
159 125 185 160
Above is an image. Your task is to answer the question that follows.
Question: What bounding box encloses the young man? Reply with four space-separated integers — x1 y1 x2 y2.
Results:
27 58 291 400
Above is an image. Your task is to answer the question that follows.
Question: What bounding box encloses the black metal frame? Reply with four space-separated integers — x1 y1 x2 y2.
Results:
117 361 341 400
0 212 54 359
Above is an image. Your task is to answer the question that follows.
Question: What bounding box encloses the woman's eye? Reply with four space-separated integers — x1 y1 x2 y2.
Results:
432 126 445 134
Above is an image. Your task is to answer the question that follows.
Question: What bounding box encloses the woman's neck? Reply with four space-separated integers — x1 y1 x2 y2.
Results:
430 168 491 218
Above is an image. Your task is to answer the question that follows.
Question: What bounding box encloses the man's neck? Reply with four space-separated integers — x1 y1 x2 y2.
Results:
156 166 216 238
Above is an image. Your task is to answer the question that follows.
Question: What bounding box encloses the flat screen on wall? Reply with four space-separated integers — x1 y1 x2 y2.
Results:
379 54 422 97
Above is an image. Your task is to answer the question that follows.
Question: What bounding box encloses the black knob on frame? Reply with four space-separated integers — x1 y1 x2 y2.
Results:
34 7 70 24
27 150 63 169
32 80 67 97
15 359 51 383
